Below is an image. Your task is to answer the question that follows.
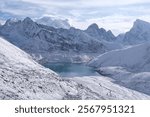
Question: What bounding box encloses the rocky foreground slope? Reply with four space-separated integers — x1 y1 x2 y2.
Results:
0 37 150 99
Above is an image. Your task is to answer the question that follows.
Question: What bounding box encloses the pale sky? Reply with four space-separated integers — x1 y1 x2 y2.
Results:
0 0 150 35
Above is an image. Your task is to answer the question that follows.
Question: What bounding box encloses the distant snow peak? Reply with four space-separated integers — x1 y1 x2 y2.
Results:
134 19 150 26
121 19 150 45
4 18 20 26
36 16 71 29
22 17 37 28
87 23 99 30
107 30 113 35
85 23 115 42
0 17 120 63
23 17 34 24
132 19 150 31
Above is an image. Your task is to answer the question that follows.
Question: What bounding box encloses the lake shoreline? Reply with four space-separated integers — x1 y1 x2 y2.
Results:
43 62 99 77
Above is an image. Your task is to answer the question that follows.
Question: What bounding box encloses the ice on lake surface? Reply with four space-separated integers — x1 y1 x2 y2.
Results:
43 62 99 77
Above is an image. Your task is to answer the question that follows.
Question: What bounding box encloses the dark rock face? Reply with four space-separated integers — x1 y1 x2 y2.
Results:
0 17 118 63
121 19 150 45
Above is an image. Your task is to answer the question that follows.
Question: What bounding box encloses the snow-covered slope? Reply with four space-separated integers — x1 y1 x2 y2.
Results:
36 16 71 29
0 36 62 99
89 42 150 95
0 36 149 99
0 17 120 63
95 67 150 96
89 42 150 72
69 76 150 99
120 19 150 45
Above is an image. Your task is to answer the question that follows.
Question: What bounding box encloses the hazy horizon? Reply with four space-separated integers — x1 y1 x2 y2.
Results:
1 0 150 35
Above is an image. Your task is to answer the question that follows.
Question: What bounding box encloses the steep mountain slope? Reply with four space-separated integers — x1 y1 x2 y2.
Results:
0 36 149 99
89 43 150 72
69 76 150 99
36 16 70 29
120 19 150 45
84 24 121 50
89 43 150 95
95 67 150 95
0 17 120 63
85 23 116 42
0 36 62 99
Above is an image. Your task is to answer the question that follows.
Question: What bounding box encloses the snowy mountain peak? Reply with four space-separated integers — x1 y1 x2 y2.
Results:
121 19 150 45
4 18 20 26
23 17 34 24
134 19 149 25
36 16 71 29
85 23 115 42
133 19 150 29
107 30 113 35
21 17 40 37
87 23 99 30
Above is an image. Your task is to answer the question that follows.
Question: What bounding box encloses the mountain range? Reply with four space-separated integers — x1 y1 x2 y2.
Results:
1 17 150 99
0 17 120 63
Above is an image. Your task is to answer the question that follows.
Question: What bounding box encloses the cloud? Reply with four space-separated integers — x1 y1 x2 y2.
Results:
18 0 150 19
0 0 150 35
1 0 150 19
0 19 5 25
0 0 44 18
79 0 150 7
70 14 150 36
69 15 134 35
21 0 150 7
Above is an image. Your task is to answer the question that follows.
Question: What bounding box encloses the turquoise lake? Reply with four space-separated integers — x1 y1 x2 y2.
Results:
43 62 98 77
